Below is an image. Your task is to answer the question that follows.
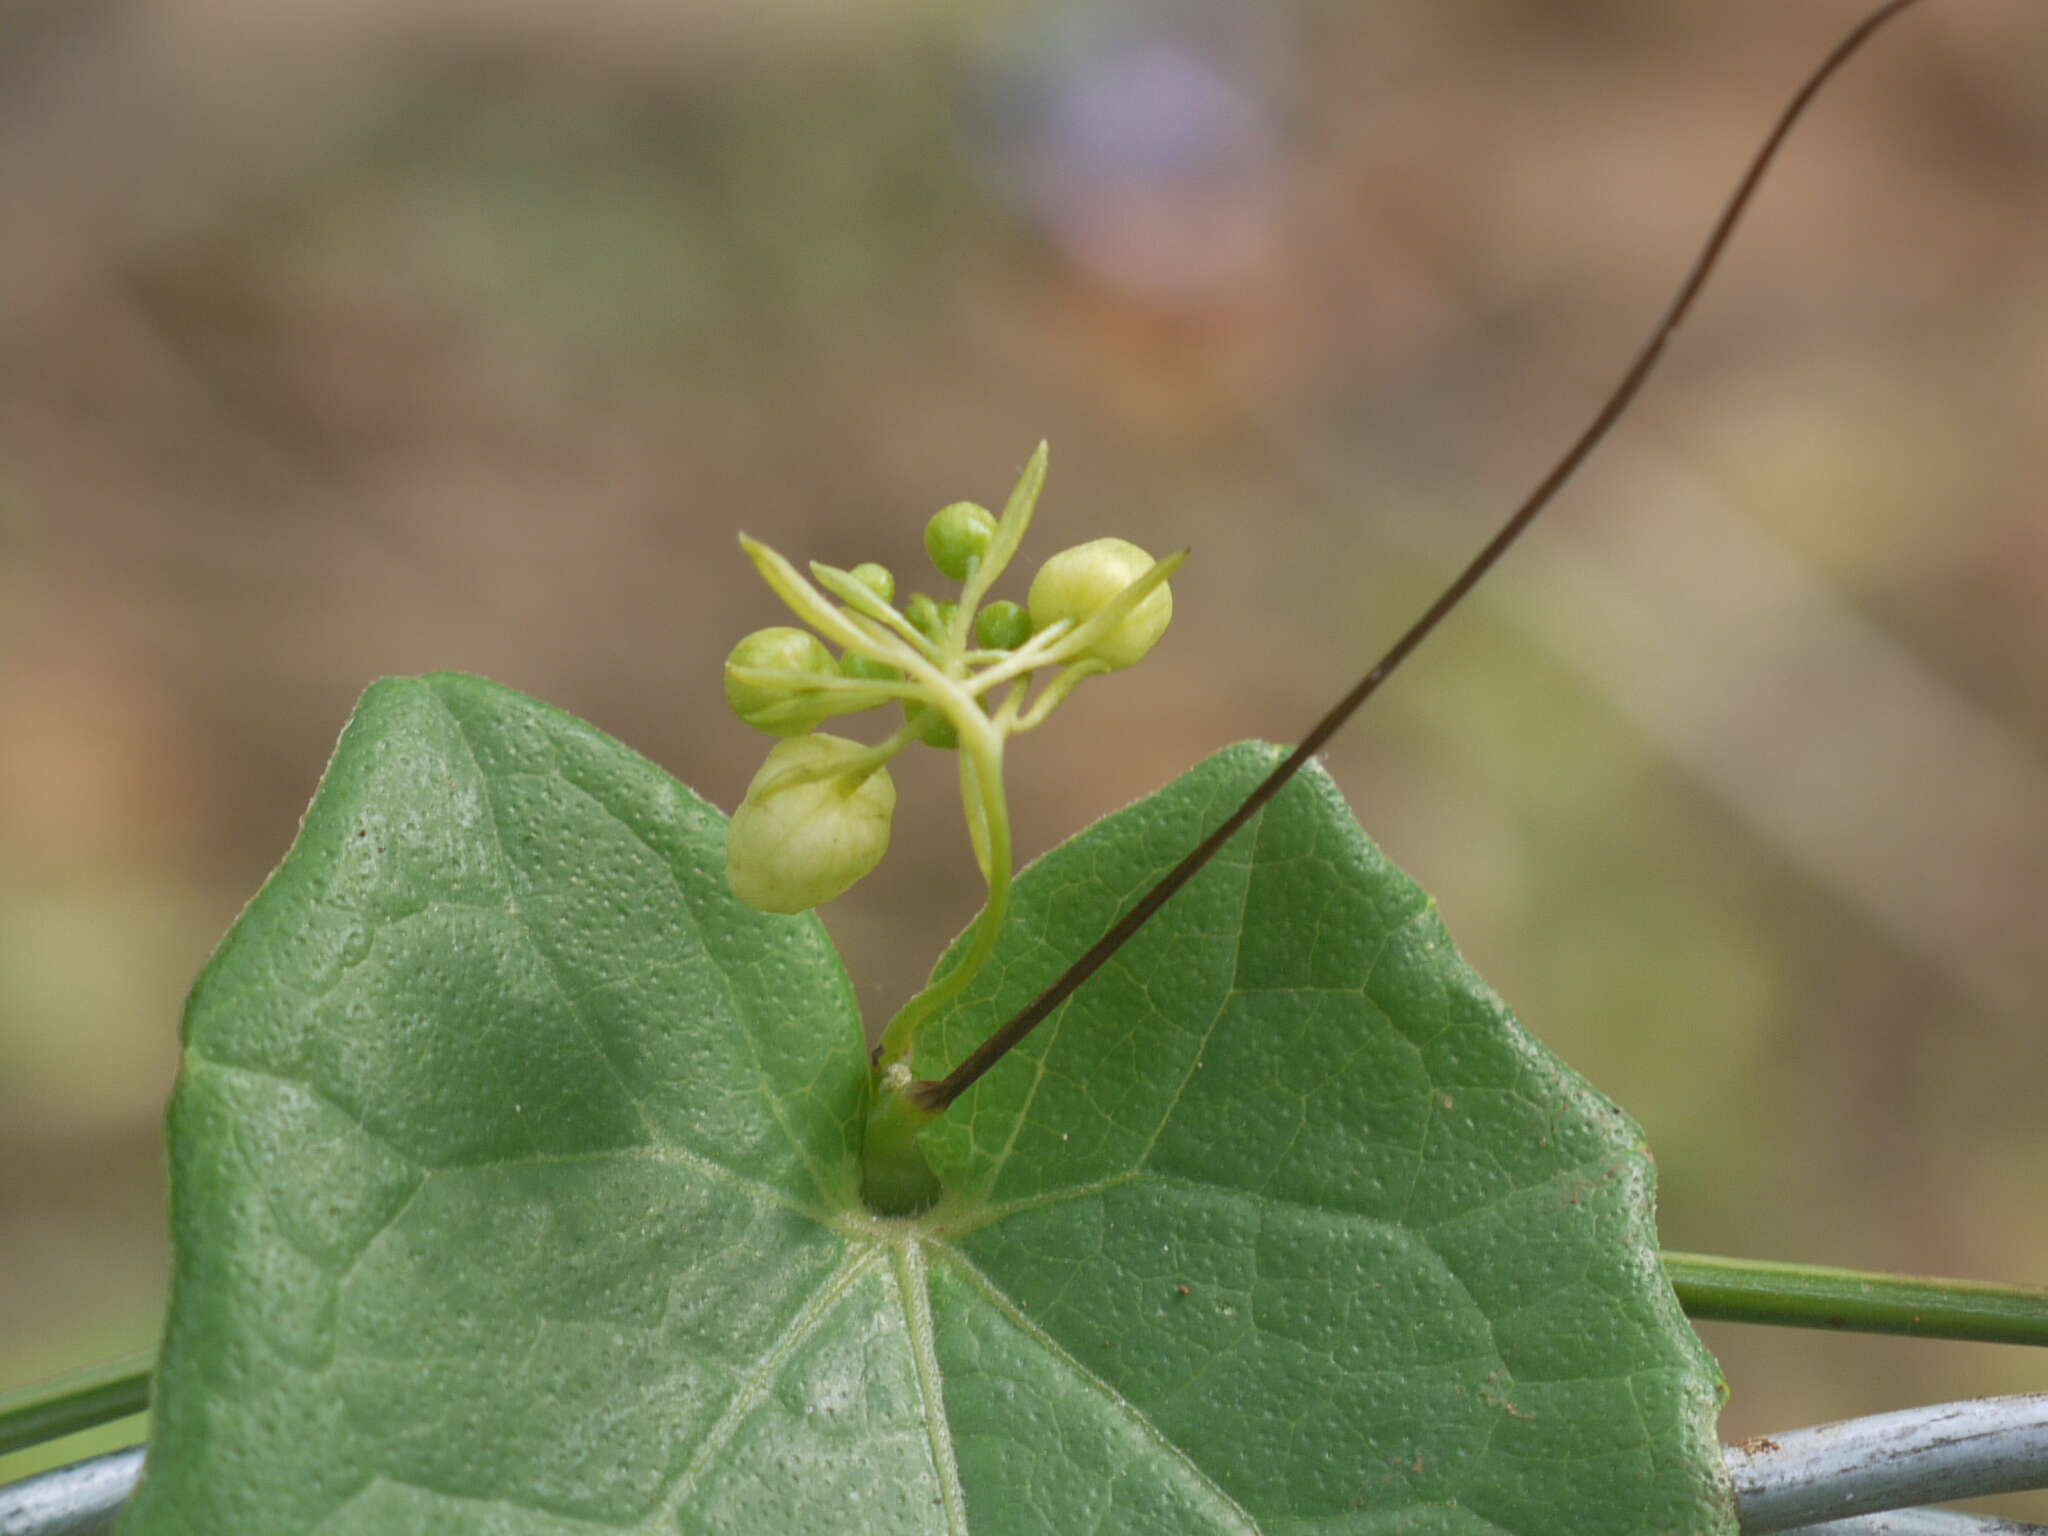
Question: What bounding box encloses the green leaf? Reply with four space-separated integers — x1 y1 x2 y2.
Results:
121 675 1731 1534
914 746 1733 1532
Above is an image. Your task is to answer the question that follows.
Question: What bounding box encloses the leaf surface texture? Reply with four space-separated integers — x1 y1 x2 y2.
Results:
122 674 1730 1535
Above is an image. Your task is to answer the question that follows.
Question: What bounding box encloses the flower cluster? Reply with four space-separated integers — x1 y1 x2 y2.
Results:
721 443 1180 1070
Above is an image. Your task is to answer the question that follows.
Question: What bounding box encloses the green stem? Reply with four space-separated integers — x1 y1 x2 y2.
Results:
805 562 930 654
956 441 1046 621
0 1354 151 1458
724 666 928 701
1665 1251 2048 1347
859 1075 943 1216
962 621 1073 699
757 722 918 800
1012 660 1108 733
872 721 1013 1073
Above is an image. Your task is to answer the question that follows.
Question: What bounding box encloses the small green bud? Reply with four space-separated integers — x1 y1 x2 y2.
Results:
840 651 899 683
850 562 895 604
1027 537 1173 670
724 626 838 735
903 699 958 751
904 593 942 638
925 502 997 581
904 595 959 646
975 599 1032 651
726 734 897 913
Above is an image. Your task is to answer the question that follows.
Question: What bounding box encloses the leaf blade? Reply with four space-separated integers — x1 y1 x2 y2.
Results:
126 699 1730 1535
915 743 1732 1534
124 675 883 1533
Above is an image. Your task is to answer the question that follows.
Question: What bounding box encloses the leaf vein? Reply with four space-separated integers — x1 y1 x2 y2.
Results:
659 1243 880 1515
927 1240 1261 1534
428 695 667 1151
890 1241 969 1534
515 742 856 1209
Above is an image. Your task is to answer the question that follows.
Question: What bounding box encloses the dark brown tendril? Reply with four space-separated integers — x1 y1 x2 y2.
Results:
911 0 1935 1116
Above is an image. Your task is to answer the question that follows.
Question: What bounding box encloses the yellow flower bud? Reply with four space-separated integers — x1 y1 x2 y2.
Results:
723 627 837 736
1027 537 1173 670
726 735 897 913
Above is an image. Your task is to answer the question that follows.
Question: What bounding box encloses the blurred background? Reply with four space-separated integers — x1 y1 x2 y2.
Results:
2 0 2045 1513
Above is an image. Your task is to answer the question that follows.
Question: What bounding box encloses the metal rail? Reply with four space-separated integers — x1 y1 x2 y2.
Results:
1730 1395 2048 1534
0 1447 141 1536
6 1396 2047 1534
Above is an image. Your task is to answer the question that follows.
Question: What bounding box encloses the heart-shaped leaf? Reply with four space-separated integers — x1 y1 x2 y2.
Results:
121 673 1731 1534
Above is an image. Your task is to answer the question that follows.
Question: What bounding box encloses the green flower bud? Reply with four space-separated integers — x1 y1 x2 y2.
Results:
1027 537 1174 670
723 626 838 735
850 562 895 604
904 594 959 645
840 651 899 683
726 734 897 913
925 502 997 581
904 593 941 638
903 699 959 751
975 599 1032 651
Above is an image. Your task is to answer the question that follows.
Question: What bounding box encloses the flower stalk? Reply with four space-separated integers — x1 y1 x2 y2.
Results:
718 443 1182 1207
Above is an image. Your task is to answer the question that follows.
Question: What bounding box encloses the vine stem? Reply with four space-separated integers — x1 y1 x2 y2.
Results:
870 713 1014 1073
913 0 1935 1115
1666 1252 2048 1348
0 1355 150 1459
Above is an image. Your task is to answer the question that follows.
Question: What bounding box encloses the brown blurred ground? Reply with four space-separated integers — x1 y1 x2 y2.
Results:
2 0 2046 1509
